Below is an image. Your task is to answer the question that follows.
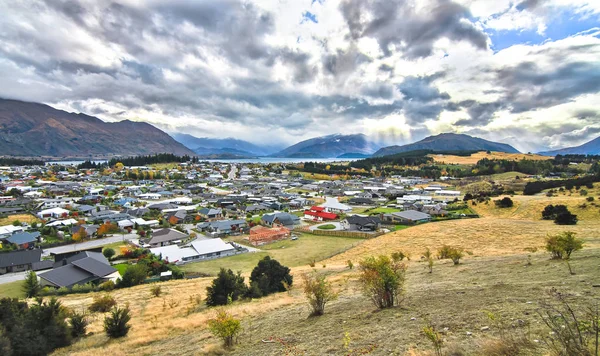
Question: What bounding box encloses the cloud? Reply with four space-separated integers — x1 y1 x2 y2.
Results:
0 0 598 150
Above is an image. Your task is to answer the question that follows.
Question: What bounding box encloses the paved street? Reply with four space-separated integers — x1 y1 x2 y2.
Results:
0 271 27 285
228 164 238 180
42 233 138 256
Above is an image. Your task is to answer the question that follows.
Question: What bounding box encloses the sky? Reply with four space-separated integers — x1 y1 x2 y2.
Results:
0 0 599 153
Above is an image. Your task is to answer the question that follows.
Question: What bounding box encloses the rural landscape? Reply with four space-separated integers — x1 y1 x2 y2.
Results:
1 0 600 355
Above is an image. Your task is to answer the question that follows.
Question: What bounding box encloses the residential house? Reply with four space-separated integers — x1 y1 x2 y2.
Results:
384 210 431 225
198 208 223 221
0 249 42 274
261 212 300 229
148 228 189 247
319 197 352 213
248 225 290 246
304 206 338 221
196 219 248 236
39 251 120 288
3 231 40 249
150 238 237 264
341 216 381 231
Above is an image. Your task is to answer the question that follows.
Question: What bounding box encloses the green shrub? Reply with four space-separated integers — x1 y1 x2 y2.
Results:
249 256 293 297
117 264 148 288
438 245 464 265
22 271 40 298
98 280 116 291
150 285 162 298
358 255 407 309
69 311 88 338
89 295 117 313
103 248 116 259
104 306 131 338
545 231 584 260
302 271 338 316
207 310 242 348
494 197 514 208
391 251 409 261
206 268 248 306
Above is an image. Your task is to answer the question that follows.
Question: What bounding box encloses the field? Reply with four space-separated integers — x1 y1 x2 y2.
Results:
17 184 600 355
0 213 40 226
366 207 400 215
182 233 362 275
0 280 24 298
429 151 552 165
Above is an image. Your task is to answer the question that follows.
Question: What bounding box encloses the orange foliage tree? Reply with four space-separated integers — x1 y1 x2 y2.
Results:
168 216 179 225
73 227 88 242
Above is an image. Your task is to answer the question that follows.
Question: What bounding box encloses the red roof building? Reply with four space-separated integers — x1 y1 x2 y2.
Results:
304 207 338 221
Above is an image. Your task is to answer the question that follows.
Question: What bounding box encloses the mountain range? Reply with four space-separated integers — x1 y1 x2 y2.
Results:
372 133 519 157
271 134 381 158
0 99 194 157
1 98 598 159
539 136 600 156
172 133 282 157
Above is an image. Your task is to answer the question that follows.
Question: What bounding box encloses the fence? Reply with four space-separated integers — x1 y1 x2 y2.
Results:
295 227 384 239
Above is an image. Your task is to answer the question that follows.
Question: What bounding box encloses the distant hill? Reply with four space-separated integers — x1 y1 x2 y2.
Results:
337 152 371 159
372 133 519 157
0 98 194 157
539 136 600 156
272 134 380 158
172 133 280 156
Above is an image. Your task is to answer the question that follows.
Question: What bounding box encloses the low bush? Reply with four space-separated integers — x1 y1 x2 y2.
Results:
207 310 242 348
358 255 407 309
89 295 117 313
69 311 88 338
494 197 514 208
302 271 338 316
545 231 584 260
150 285 162 298
438 245 464 265
104 306 131 338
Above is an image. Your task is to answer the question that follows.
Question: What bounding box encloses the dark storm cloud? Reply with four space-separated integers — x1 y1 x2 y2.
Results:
339 0 488 58
516 0 541 11
360 83 395 99
395 74 454 123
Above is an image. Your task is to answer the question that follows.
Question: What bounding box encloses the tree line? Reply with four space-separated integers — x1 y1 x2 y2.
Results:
107 153 198 167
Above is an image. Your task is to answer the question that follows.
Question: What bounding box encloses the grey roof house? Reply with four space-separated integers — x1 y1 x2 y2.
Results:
39 251 120 288
0 249 42 274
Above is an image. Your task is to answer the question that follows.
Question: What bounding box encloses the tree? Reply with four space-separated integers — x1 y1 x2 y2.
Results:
168 216 179 226
72 227 87 242
23 271 40 298
206 268 248 306
103 248 116 260
207 310 242 348
302 271 338 316
104 306 131 338
555 211 578 225
117 264 148 288
546 231 584 260
358 255 407 309
249 256 293 296
69 311 88 338
494 197 514 208
542 204 577 224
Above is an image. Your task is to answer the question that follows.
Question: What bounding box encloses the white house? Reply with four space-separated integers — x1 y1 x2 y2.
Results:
319 197 352 213
37 207 70 219
150 238 237 264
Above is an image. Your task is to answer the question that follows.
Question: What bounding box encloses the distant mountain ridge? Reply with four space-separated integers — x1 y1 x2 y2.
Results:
539 136 600 156
0 99 194 157
372 133 519 157
272 134 380 158
172 133 281 156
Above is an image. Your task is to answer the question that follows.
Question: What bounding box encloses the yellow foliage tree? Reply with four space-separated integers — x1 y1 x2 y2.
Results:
73 227 87 242
114 162 124 172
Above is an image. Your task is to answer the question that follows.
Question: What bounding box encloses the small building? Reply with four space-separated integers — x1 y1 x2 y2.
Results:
149 238 237 264
304 206 338 221
0 249 42 274
148 228 189 247
384 210 431 225
248 225 290 246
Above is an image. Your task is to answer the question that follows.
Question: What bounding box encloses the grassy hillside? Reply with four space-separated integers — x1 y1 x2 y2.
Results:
429 151 552 165
36 188 600 355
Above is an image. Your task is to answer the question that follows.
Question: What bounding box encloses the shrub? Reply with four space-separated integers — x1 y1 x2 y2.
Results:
494 197 514 208
545 231 584 260
104 306 131 338
437 245 464 265
207 310 242 348
346 260 354 270
302 271 338 316
422 324 444 356
117 264 148 288
249 256 293 297
103 248 116 260
586 196 594 202
358 255 407 309
541 204 578 224
206 268 248 306
69 311 88 338
424 248 434 273
89 295 117 313
98 280 116 291
150 285 162 298
22 271 40 298
554 211 578 225
391 251 409 262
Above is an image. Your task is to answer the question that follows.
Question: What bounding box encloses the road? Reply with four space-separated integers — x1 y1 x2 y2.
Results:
0 271 27 285
228 164 238 180
42 233 139 256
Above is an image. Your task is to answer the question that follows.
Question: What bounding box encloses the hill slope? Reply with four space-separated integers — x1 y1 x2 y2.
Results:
372 133 519 157
172 133 280 156
272 134 380 158
539 135 600 156
0 99 194 157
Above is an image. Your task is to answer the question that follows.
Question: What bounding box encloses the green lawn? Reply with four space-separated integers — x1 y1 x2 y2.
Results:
113 263 130 275
0 280 24 299
367 207 400 215
317 224 336 230
181 233 362 275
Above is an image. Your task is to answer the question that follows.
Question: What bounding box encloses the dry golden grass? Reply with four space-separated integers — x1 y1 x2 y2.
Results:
0 213 40 226
429 151 552 165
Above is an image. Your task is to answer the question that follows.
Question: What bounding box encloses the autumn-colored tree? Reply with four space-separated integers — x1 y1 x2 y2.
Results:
61 212 68 219
168 216 179 225
194 215 201 221
73 227 88 242
114 162 124 172
97 222 118 237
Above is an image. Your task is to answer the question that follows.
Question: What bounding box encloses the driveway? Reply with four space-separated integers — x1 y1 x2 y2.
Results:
309 222 344 231
0 271 27 285
42 233 138 256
